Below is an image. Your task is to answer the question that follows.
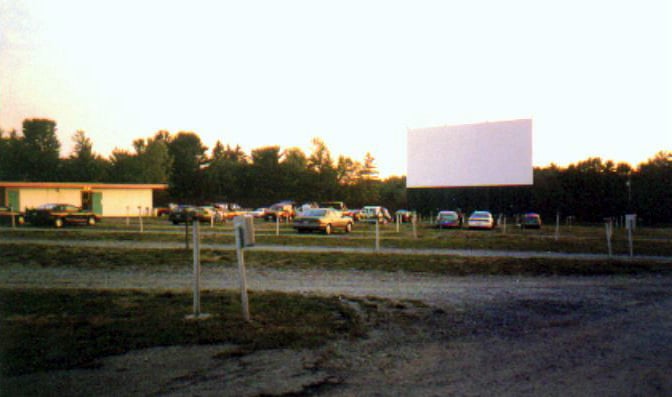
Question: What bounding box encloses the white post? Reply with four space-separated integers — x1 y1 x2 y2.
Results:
235 224 251 321
412 213 418 239
396 214 400 233
276 215 280 236
605 221 613 257
137 206 144 233
627 223 634 257
192 221 201 317
126 206 130 226
554 212 560 241
375 219 380 252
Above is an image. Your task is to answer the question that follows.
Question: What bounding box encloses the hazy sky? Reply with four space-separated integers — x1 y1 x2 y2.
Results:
1 0 670 177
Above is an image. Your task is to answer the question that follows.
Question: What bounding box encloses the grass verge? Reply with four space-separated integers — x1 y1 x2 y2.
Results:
1 244 670 276
0 288 364 377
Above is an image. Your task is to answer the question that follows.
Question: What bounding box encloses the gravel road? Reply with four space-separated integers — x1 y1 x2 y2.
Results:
2 238 672 396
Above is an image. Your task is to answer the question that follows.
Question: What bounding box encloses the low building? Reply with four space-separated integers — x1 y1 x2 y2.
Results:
0 182 168 217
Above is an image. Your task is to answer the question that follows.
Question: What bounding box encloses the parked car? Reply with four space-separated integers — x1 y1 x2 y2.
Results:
395 209 414 223
343 208 364 222
168 205 213 225
266 201 296 221
520 212 542 229
360 206 393 224
25 203 100 228
467 211 495 230
319 201 347 211
293 208 354 234
0 206 25 225
250 207 270 218
436 210 462 228
213 202 245 221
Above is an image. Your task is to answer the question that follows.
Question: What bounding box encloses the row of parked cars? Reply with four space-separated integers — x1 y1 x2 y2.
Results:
435 210 542 230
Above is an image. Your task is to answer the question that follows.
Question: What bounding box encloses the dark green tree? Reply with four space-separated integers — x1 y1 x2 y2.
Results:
19 119 61 181
61 130 109 181
167 132 208 201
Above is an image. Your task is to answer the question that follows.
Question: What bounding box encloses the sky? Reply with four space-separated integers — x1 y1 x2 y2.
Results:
1 0 670 177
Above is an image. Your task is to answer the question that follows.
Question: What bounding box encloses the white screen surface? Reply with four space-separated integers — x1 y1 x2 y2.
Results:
407 119 533 188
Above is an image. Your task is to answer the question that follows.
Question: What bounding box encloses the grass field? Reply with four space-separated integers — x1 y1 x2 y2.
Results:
3 217 672 256
0 288 365 376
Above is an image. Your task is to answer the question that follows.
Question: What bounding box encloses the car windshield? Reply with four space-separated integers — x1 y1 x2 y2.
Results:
303 209 327 217
439 213 457 220
37 203 59 210
471 212 491 218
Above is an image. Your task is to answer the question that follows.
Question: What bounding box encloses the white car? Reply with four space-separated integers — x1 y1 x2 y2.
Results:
467 211 495 230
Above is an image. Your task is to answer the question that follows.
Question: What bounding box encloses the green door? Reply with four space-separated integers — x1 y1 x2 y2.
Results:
92 192 103 215
7 190 20 211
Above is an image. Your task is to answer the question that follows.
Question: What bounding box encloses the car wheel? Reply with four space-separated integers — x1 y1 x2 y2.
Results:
345 223 352 233
87 216 96 226
54 218 64 228
324 224 332 235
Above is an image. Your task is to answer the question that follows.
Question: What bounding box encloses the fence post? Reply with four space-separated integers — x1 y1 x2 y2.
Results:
137 206 144 233
192 221 201 317
375 219 380 252
554 212 560 241
605 221 613 257
235 222 251 321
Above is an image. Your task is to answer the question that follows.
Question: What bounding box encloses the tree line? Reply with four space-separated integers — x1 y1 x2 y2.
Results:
1 119 670 224
0 119 407 209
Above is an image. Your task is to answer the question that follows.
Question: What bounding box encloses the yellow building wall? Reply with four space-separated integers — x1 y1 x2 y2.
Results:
16 188 155 217
19 189 82 211
97 189 154 217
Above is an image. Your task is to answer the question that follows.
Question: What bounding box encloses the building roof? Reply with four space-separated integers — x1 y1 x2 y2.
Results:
0 182 168 190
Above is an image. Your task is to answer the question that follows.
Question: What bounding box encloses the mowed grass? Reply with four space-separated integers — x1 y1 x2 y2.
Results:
4 218 672 256
0 288 364 376
2 244 671 276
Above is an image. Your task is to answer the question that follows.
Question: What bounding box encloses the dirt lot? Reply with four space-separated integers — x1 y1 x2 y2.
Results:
2 264 672 396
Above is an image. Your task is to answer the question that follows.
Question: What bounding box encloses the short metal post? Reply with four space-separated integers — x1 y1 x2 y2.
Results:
627 224 634 257
235 225 251 321
276 215 280 236
137 206 144 233
126 206 130 226
412 214 417 239
554 212 560 241
10 207 15 228
605 221 613 257
185 221 190 250
375 219 380 252
192 221 201 317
